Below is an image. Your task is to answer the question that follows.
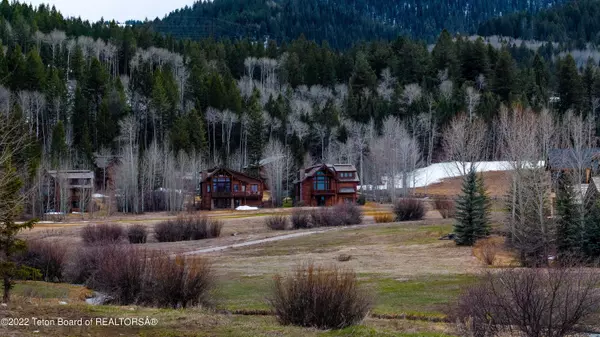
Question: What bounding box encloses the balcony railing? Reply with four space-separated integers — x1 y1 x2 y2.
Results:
211 191 262 199
312 189 336 195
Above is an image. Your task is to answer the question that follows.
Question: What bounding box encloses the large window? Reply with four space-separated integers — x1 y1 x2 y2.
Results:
313 171 330 191
212 175 231 193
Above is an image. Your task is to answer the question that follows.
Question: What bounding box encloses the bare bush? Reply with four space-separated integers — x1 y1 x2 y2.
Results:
393 199 426 221
64 245 108 284
85 244 147 304
474 238 500 266
21 240 68 282
374 213 394 223
310 208 343 227
291 209 312 229
269 263 371 329
334 203 363 225
66 245 214 308
127 225 148 244
81 224 125 245
453 266 600 337
433 198 456 219
142 256 214 308
154 216 222 242
266 215 289 230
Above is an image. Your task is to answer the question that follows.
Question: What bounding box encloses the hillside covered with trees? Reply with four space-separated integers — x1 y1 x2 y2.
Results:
151 0 567 47
478 0 600 48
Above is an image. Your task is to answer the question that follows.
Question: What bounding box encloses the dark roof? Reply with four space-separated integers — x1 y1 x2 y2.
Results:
547 148 600 170
200 167 262 184
296 163 360 183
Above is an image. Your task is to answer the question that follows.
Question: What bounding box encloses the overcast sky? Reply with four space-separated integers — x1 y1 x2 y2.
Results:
23 0 195 22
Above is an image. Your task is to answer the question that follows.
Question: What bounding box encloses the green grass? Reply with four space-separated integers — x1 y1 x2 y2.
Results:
217 275 272 310
364 274 478 316
235 223 454 257
213 272 476 316
14 282 73 299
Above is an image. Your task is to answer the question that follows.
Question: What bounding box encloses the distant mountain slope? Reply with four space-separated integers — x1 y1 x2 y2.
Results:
478 0 600 47
151 0 567 48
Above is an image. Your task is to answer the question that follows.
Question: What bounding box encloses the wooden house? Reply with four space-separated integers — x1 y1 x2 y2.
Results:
294 164 359 206
198 167 266 210
44 170 95 213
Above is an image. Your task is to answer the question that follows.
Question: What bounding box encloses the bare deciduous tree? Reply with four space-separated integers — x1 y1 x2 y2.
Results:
443 114 487 176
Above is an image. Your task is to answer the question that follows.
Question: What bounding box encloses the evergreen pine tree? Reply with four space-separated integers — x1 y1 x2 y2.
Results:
583 200 600 259
555 180 582 257
454 168 490 246
246 88 264 178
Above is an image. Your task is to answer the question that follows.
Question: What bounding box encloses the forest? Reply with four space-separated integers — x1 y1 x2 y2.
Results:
152 0 567 47
0 0 598 215
478 0 600 48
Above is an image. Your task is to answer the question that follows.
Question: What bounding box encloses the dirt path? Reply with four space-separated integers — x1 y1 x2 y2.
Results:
181 227 339 255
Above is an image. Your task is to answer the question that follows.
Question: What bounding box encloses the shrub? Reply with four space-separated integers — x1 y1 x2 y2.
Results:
22 240 68 282
374 213 394 223
266 215 289 230
85 245 147 304
453 266 600 337
127 225 148 244
154 216 222 242
334 203 363 226
291 209 312 229
393 199 425 221
310 208 343 227
81 224 125 245
142 256 214 308
64 245 108 284
66 245 214 308
433 198 456 219
270 263 371 329
474 238 500 266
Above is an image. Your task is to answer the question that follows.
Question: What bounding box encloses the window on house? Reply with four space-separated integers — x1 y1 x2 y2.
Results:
242 185 246 192
313 171 330 191
212 176 231 193
207 185 211 192
234 184 239 192
251 184 258 192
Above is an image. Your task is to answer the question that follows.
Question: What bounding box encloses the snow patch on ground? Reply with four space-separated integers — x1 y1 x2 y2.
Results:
361 161 544 190
235 206 259 211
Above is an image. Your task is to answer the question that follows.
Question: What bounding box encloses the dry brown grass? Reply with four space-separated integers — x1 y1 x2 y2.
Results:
373 212 395 223
415 171 510 198
472 237 517 267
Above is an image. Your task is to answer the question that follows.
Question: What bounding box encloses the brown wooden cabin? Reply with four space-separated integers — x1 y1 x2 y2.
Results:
294 164 359 207
44 170 95 213
198 167 265 210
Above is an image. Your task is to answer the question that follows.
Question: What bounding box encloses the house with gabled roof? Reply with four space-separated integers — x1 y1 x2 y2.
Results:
294 164 360 207
198 167 267 210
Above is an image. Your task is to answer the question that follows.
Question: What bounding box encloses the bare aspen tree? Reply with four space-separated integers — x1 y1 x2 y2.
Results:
377 68 396 101
94 147 112 192
465 86 481 122
115 115 140 213
205 107 220 165
498 106 556 265
370 117 422 200
442 114 487 176
263 139 294 206
402 83 422 107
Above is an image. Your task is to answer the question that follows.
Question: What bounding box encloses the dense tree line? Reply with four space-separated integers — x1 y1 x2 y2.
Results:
478 0 600 48
152 0 566 47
